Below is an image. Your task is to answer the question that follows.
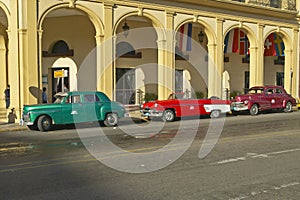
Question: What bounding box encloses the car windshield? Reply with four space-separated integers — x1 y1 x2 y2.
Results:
53 92 68 103
168 93 189 100
247 88 264 94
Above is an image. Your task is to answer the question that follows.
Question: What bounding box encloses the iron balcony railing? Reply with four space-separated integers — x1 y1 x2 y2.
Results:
231 0 296 10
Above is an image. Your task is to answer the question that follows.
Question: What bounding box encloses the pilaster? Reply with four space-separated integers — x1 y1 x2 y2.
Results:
99 2 114 99
250 24 264 87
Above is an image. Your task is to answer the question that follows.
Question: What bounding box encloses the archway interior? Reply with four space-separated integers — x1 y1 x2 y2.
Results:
41 8 96 101
115 16 158 104
175 22 208 99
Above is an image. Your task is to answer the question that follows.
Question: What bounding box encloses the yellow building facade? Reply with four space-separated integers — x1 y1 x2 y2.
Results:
0 0 299 120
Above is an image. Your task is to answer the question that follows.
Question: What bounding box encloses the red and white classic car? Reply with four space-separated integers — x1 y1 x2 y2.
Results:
231 85 297 115
140 92 231 122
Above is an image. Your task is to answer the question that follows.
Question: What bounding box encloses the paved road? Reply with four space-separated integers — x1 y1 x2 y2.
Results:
0 111 300 199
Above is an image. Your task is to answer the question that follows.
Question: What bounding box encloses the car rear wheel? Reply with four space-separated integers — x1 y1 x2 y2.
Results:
210 110 221 118
249 104 259 115
37 115 52 132
162 109 175 122
104 113 118 127
284 102 292 113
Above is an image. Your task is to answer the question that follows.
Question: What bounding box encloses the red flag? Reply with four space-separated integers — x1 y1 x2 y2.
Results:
264 34 276 56
239 30 250 55
224 28 239 53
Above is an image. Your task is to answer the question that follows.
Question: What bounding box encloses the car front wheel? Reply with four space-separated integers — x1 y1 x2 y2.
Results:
249 104 259 115
162 109 175 122
104 113 118 127
37 115 52 132
210 110 221 118
284 102 292 113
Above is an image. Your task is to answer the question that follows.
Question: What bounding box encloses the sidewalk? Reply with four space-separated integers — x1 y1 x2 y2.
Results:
0 121 28 133
0 110 146 133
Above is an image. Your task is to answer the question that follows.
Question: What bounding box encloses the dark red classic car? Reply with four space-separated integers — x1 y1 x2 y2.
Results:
140 92 231 122
231 85 297 115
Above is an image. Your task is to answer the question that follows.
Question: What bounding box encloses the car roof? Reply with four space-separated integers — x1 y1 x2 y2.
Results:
251 85 283 89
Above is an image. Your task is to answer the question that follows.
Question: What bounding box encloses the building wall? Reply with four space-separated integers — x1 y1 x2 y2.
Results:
0 0 299 120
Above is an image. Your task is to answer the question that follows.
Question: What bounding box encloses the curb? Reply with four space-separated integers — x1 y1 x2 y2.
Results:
0 124 28 133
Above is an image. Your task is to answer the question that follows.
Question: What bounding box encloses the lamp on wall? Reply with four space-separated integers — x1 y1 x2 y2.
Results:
122 19 130 38
198 29 205 43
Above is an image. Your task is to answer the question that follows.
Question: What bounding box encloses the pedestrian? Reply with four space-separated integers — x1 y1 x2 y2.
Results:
42 87 48 103
63 84 69 93
4 84 10 109
8 107 17 123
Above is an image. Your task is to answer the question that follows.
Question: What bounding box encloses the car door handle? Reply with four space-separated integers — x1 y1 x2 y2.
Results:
71 111 78 115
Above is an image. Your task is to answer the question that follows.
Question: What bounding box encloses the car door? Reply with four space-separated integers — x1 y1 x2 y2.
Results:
61 94 85 124
264 88 277 109
83 93 103 122
273 88 285 108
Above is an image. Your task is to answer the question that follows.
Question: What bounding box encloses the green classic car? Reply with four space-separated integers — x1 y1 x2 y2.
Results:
22 91 127 132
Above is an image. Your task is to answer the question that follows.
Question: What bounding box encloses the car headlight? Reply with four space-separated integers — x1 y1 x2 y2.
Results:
244 100 248 105
154 103 158 108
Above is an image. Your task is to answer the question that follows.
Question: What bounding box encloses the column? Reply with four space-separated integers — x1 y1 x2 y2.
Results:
250 24 264 87
284 49 293 94
207 18 223 98
157 39 167 100
99 2 114 99
215 18 224 98
0 36 6 108
207 43 216 98
292 28 299 97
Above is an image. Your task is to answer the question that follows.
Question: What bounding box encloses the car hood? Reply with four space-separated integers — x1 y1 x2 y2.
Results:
235 94 261 102
23 103 62 113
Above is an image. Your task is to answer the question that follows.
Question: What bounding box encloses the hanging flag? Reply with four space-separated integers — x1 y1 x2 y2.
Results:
178 23 193 52
264 33 276 56
224 28 239 53
264 33 285 56
274 33 285 56
239 30 250 55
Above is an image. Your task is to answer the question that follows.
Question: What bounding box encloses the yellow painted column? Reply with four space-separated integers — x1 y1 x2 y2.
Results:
164 11 175 99
291 28 298 97
215 18 224 98
284 49 292 94
96 33 105 92
100 2 114 99
26 0 39 104
207 18 223 98
7 1 21 119
250 24 264 87
0 36 6 108
157 39 167 100
9 0 39 120
207 43 216 98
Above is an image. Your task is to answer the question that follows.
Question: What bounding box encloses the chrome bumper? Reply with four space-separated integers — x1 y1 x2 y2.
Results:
140 109 163 118
231 102 248 111
22 113 34 126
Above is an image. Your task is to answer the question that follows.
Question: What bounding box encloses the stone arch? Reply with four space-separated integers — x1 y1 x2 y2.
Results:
0 2 10 29
175 18 217 45
224 25 256 49
113 12 166 41
37 3 103 36
263 29 293 92
264 29 292 52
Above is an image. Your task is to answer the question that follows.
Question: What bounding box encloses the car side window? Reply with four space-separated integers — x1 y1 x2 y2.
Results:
84 94 100 103
275 88 283 94
266 88 274 95
69 95 81 104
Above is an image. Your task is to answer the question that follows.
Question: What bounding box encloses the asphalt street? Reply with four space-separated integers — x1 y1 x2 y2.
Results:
0 111 300 199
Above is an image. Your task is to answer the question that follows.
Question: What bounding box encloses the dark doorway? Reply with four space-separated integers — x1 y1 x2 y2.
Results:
52 67 69 102
244 71 249 94
116 68 136 104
